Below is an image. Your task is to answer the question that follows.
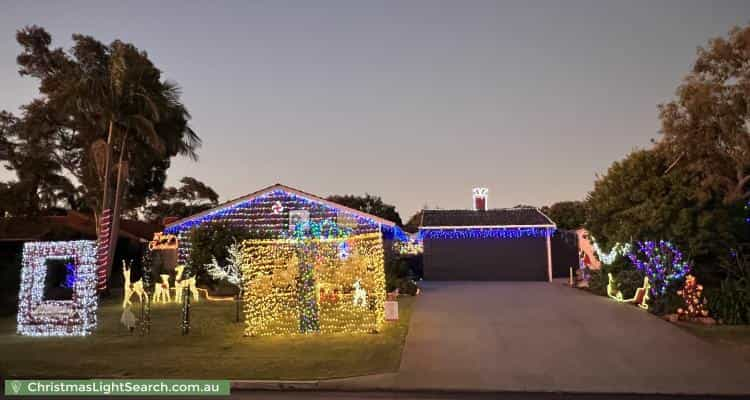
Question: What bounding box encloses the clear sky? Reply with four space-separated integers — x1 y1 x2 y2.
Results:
1 1 749 219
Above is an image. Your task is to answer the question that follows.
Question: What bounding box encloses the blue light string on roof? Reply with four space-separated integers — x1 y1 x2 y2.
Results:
419 227 555 240
164 190 386 235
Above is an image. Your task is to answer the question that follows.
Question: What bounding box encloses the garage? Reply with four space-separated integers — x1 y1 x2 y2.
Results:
419 207 556 281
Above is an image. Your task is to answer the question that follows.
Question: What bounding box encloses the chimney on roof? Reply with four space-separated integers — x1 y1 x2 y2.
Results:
472 187 488 211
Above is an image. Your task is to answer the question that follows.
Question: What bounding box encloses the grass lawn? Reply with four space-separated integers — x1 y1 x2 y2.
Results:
0 294 415 380
677 322 750 363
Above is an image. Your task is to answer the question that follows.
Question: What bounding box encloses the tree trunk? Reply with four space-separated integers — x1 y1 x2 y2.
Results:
101 120 115 213
106 132 129 285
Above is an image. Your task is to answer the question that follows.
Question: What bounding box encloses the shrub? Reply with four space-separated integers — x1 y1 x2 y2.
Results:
587 269 607 296
614 269 646 299
188 223 260 287
398 279 419 296
705 251 750 324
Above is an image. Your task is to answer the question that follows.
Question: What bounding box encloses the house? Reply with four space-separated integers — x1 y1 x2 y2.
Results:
418 188 558 281
163 183 407 265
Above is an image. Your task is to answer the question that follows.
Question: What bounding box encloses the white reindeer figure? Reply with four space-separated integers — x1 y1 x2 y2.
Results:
153 274 171 303
174 265 199 303
352 280 367 307
122 260 145 308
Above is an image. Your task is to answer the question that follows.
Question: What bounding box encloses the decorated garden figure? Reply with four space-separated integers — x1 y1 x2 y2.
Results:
174 265 199 303
677 275 710 321
153 274 171 303
122 260 145 308
353 279 368 307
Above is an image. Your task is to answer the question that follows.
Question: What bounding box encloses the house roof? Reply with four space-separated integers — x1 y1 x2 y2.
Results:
0 211 162 242
419 208 555 228
164 183 398 230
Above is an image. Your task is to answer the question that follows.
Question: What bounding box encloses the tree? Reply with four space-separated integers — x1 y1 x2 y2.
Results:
586 148 744 283
326 194 403 226
6 26 200 285
143 176 219 221
540 201 587 230
659 24 750 205
403 211 423 233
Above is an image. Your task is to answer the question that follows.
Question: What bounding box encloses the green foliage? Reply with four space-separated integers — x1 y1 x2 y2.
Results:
326 194 403 226
587 269 607 296
384 255 420 295
541 201 587 230
187 224 260 281
144 176 219 221
705 250 750 324
614 269 646 299
659 25 750 205
586 148 745 284
1 26 200 217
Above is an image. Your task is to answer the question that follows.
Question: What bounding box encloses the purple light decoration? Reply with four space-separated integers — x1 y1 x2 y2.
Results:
627 240 690 296
63 262 76 289
419 227 555 240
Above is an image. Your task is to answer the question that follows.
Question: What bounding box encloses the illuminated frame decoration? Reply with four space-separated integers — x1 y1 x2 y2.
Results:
241 232 386 336
17 241 98 336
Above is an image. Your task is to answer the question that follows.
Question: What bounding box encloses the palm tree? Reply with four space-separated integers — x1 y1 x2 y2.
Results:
64 39 200 290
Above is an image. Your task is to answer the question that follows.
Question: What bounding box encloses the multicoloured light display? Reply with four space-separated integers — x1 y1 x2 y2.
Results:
240 232 386 336
17 241 98 336
419 227 555 240
163 188 407 264
627 240 690 296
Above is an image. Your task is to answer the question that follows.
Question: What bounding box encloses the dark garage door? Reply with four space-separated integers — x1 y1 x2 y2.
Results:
423 236 548 281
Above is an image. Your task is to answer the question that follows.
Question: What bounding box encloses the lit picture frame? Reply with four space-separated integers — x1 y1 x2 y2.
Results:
17 241 98 336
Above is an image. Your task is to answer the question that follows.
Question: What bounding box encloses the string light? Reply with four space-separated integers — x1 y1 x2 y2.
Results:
17 241 98 336
163 189 407 264
677 275 709 320
590 238 631 265
627 240 690 296
241 232 386 336
419 227 555 240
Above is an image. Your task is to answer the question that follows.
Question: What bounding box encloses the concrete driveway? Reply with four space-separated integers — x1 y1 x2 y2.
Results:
391 281 750 394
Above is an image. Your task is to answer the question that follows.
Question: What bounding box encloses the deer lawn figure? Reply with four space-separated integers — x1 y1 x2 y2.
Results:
122 261 145 308
174 265 199 303
153 274 171 303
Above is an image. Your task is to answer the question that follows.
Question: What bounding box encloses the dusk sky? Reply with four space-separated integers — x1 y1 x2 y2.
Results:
1 1 749 219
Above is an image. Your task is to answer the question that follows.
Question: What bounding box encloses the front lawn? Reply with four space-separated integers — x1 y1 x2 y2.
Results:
677 323 750 363
0 294 415 380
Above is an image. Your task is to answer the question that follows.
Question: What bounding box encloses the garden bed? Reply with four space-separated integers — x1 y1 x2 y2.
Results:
0 294 415 380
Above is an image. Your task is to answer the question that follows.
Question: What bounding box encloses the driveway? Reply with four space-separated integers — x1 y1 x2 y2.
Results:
390 281 750 394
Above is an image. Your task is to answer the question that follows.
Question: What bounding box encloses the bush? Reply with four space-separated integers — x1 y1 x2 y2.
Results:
587 269 607 296
614 269 646 299
704 251 750 324
398 279 419 296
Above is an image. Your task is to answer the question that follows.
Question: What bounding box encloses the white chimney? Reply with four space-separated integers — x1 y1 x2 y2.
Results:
472 187 488 211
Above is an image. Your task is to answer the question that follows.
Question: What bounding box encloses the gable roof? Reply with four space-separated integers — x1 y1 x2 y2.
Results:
164 183 398 230
420 208 555 228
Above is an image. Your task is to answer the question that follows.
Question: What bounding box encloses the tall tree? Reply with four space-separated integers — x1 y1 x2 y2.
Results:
659 24 750 205
586 148 744 283
541 201 587 230
143 176 219 222
6 26 200 286
326 194 403 226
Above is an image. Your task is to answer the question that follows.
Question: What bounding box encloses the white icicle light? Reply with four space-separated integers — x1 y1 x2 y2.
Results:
17 240 98 336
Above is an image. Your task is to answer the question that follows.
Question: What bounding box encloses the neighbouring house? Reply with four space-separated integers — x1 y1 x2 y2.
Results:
163 183 407 266
417 188 563 281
